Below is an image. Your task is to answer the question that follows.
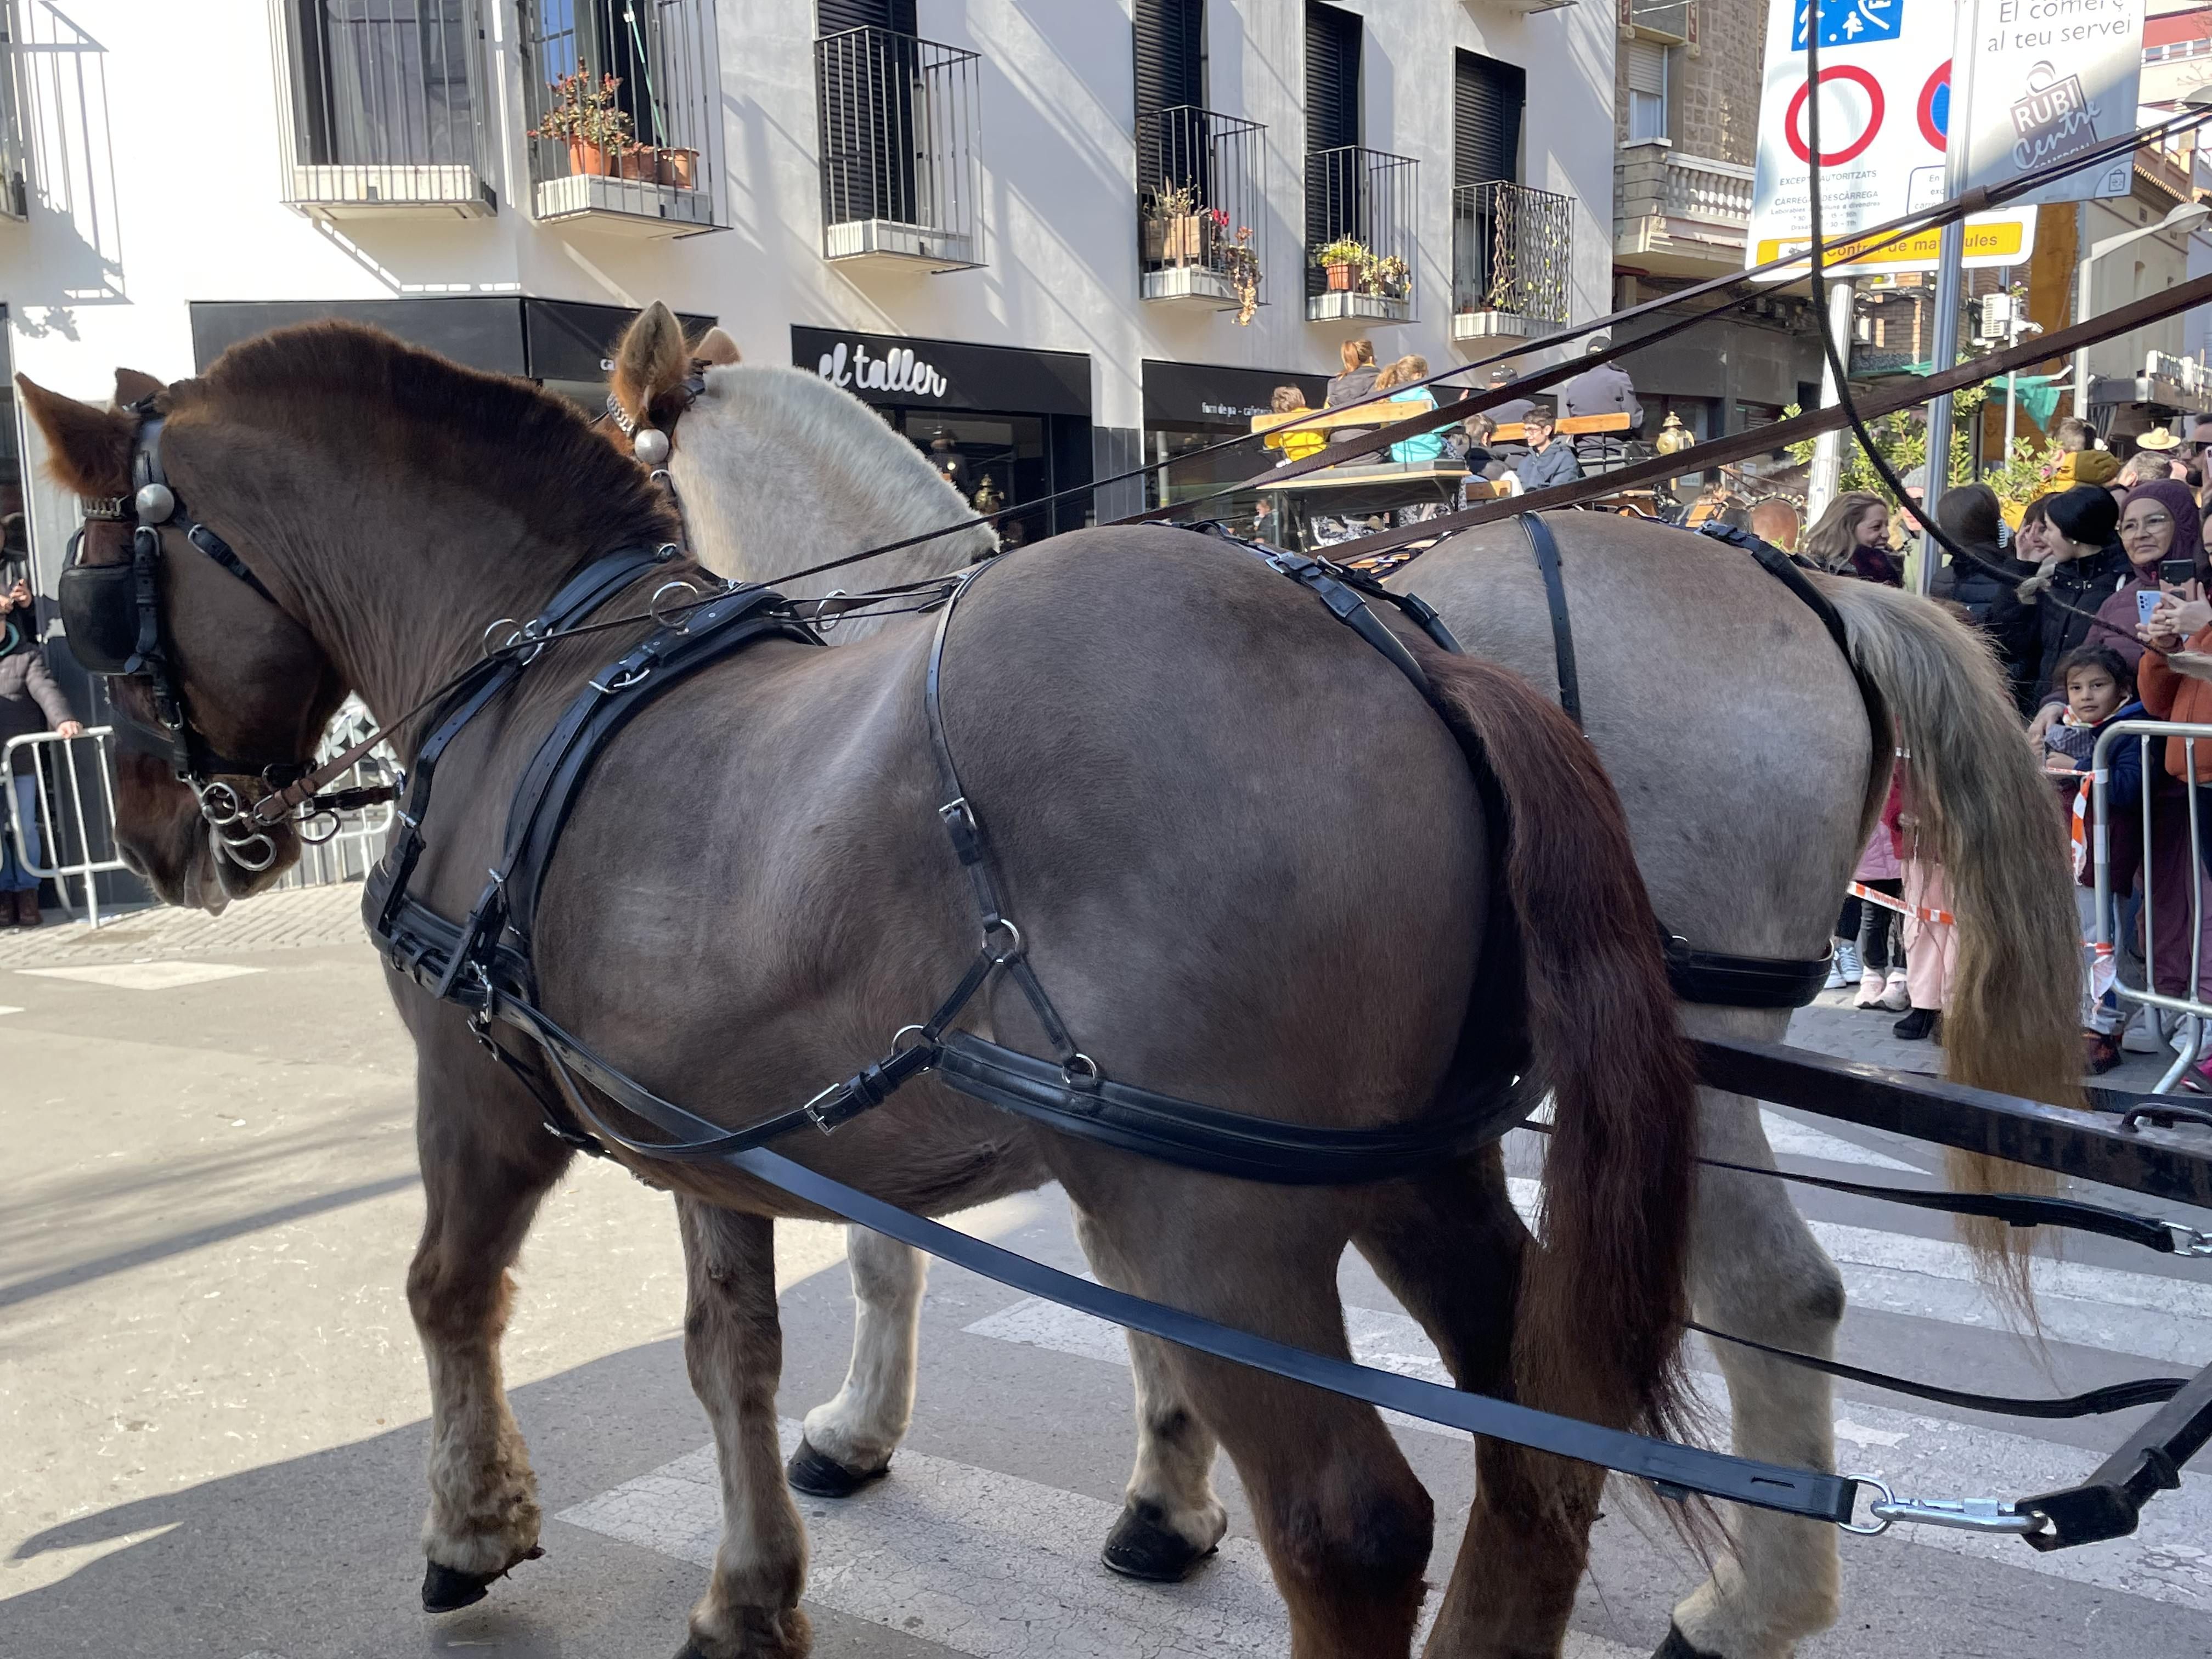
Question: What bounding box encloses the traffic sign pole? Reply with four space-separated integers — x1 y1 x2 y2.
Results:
1917 1 1982 596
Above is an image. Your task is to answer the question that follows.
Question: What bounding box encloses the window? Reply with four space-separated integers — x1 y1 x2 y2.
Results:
1454 50 1523 188
1133 0 1204 117
1305 1 1360 152
289 0 477 169
1627 40 1669 145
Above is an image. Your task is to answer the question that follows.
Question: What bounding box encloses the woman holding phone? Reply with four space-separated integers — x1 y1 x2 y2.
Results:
2083 479 2204 673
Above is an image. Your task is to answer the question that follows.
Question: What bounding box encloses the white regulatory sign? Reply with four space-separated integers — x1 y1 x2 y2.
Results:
1748 0 1962 271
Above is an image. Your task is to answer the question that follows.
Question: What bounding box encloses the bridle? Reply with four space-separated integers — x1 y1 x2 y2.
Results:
63 397 398 871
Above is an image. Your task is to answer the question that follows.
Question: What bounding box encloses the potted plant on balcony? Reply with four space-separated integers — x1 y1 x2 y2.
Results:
1146 178 1204 267
1210 210 1262 325
1313 237 1370 293
531 61 636 179
1363 253 1410 302
657 147 699 190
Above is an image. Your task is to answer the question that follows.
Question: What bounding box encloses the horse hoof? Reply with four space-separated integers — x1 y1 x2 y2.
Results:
422 1560 496 1613
421 1544 543 1613
785 1438 888 1498
1652 1625 1723 1659
1101 1505 1217 1583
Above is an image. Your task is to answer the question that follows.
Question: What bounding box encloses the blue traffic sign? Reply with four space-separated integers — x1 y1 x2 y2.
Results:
1792 0 1904 50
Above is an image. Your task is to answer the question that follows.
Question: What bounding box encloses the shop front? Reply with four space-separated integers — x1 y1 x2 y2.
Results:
1139 359 1331 512
792 326 1093 546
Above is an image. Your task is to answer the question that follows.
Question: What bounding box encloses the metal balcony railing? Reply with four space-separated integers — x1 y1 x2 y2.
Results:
816 26 982 268
1136 105 1267 313
0 9 25 221
274 0 495 218
522 0 721 237
1304 145 1418 324
1451 180 1571 338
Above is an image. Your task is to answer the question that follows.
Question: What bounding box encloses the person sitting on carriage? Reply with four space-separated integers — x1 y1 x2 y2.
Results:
1513 409 1581 493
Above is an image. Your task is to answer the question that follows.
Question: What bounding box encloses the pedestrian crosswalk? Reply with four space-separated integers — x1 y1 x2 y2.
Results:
554 1116 2212 1654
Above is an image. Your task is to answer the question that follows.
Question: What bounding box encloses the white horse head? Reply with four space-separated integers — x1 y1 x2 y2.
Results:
606 306 996 639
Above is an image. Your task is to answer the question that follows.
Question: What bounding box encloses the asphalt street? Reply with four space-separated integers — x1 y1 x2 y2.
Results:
3 884 2209 1658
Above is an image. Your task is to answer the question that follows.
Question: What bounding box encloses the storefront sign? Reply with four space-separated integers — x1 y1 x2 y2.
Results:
815 338 949 399
1141 360 1330 427
1963 0 2143 205
791 326 1091 415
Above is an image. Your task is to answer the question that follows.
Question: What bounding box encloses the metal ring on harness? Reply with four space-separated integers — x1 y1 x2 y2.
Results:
814 590 850 634
295 806 345 846
649 579 705 629
984 916 1025 965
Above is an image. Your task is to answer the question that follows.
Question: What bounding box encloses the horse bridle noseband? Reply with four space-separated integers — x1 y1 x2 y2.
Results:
64 398 396 870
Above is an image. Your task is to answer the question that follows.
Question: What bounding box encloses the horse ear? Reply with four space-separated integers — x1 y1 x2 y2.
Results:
18 375 134 496
610 300 690 424
112 367 165 407
692 327 740 366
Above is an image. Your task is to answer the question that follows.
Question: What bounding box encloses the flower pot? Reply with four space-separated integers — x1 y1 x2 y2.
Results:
618 146 659 182
1142 216 1166 266
1164 213 1204 267
1325 261 1356 292
657 147 698 189
566 138 614 177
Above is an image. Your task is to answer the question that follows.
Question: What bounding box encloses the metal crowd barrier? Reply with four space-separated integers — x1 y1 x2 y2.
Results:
2090 717 2212 1093
0 697 398 927
2 726 129 927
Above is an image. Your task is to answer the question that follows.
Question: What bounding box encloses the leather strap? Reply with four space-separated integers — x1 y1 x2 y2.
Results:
1519 513 1581 726
933 1032 1524 1184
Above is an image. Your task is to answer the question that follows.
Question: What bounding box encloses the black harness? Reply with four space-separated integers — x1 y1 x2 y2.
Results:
1515 512 1882 1009
364 531 1531 1187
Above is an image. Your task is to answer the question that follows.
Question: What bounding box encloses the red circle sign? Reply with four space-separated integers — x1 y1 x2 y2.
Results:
1785 65 1886 166
1917 60 1951 150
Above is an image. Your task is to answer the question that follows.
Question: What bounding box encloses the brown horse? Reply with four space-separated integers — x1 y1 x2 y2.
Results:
598 303 2081 1659
24 324 1706 1658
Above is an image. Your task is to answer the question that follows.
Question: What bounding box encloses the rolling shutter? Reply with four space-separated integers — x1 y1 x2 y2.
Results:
1133 0 1204 116
816 0 914 35
1305 1 1360 152
1453 49 1523 187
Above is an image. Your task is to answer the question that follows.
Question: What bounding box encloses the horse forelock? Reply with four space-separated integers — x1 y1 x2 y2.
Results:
184 321 678 557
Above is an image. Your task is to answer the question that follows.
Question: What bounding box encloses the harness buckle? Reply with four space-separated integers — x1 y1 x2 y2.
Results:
800 1080 853 1135
939 796 985 864
2168 1221 2212 1258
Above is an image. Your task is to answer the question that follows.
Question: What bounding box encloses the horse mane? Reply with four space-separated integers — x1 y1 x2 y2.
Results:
687 362 998 584
182 321 678 556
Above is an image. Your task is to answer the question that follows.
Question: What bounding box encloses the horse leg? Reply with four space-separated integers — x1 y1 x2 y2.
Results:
1072 1193 1432 1657
1661 1026 1844 1659
677 1198 810 1659
788 1225 925 1496
409 1068 571 1611
1098 1328 1229 1580
1355 1153 1611 1659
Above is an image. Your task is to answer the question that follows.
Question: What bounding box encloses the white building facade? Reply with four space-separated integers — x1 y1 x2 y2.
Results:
0 0 1612 622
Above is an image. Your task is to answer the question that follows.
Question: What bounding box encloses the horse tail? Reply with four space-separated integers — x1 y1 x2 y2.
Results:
1816 574 2081 1310
1414 645 1700 1445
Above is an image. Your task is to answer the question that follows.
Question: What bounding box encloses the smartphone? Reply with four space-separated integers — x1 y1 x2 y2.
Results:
2140 588 2166 627
2161 556 2198 587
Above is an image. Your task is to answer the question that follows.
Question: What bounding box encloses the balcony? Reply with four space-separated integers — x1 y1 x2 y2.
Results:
816 27 982 269
1612 144 1751 278
0 9 22 221
1136 106 1267 314
1451 180 1571 341
521 1 722 239
1305 146 1418 325
275 0 495 219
